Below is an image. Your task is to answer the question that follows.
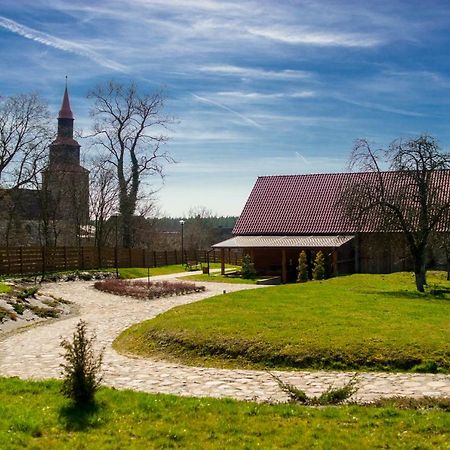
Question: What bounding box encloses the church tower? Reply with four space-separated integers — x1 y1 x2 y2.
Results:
42 84 89 241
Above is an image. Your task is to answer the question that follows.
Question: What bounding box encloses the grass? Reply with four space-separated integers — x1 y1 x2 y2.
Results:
0 377 449 449
108 263 236 279
114 272 450 372
181 271 258 284
0 282 11 293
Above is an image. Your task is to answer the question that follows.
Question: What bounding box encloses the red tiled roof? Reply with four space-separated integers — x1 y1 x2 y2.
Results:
233 172 450 235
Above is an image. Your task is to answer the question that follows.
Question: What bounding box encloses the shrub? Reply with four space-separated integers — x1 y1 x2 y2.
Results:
241 254 256 279
60 320 103 406
94 279 205 300
29 306 59 318
0 308 8 323
272 372 358 405
297 251 308 282
316 379 358 405
312 251 326 280
12 302 25 315
16 286 39 300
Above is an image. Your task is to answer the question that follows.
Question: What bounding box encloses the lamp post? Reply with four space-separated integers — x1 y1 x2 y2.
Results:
114 214 119 278
179 219 185 266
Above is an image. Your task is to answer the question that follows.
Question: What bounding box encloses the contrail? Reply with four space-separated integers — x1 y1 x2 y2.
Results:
0 16 126 72
192 93 263 129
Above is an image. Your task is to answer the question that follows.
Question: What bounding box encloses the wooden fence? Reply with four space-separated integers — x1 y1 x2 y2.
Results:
0 246 242 275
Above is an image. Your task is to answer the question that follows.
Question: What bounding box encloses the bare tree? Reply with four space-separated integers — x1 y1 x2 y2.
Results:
0 93 50 189
341 135 450 292
87 81 173 248
184 206 218 251
88 156 118 248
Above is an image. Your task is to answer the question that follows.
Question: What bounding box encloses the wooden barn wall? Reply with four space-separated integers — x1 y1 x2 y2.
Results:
358 233 412 274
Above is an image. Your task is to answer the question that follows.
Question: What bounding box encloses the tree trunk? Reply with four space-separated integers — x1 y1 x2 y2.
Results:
121 213 133 248
413 252 427 292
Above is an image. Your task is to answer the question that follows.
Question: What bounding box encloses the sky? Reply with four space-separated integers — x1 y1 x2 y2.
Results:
2 0 450 217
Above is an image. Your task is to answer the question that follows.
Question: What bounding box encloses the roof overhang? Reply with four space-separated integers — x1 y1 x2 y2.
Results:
213 235 355 249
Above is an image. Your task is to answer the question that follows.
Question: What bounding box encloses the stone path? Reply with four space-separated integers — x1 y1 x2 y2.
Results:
0 273 449 403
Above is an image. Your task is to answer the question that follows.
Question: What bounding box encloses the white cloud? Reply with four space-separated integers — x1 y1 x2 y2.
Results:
248 26 382 47
215 90 315 100
198 64 312 80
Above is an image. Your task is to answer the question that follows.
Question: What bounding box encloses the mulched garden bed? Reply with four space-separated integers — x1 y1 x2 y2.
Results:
94 279 205 299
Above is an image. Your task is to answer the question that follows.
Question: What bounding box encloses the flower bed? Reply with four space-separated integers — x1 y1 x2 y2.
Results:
94 279 205 299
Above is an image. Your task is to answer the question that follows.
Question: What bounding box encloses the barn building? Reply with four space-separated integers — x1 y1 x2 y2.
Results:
213 173 450 283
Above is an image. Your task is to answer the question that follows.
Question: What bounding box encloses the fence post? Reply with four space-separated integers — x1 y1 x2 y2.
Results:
19 247 23 274
143 249 146 267
129 248 132 267
41 246 46 276
80 247 84 270
164 250 168 266
7 247 10 274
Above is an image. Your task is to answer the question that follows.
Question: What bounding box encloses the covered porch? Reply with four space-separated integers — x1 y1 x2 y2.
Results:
213 235 355 283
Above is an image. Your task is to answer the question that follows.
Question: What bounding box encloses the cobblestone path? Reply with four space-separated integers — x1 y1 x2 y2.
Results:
1 274 449 403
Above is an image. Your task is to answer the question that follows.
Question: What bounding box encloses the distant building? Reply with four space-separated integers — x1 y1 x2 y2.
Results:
213 173 450 282
0 86 89 246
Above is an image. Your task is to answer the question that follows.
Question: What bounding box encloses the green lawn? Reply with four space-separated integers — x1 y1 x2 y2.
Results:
181 271 258 284
0 282 11 293
114 272 450 372
108 263 237 279
0 377 448 449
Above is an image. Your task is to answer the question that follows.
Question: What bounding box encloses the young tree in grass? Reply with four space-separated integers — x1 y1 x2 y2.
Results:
87 81 174 248
60 320 103 406
340 135 450 292
312 251 326 280
297 250 308 282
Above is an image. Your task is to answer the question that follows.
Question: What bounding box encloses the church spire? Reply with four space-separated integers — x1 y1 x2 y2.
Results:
57 78 74 139
58 77 73 119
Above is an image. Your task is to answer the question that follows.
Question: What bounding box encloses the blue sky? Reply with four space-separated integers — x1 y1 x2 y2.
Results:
2 0 450 216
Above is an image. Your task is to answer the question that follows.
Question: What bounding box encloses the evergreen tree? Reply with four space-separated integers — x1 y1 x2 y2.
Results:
241 254 256 279
312 251 326 280
297 250 308 282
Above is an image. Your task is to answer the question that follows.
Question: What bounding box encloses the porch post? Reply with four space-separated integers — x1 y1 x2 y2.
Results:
354 234 360 273
332 249 338 276
281 248 287 284
221 248 225 275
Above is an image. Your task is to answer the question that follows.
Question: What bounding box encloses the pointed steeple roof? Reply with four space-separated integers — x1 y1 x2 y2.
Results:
58 80 73 119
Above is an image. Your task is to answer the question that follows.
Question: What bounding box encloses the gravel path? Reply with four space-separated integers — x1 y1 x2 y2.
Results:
0 273 449 403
